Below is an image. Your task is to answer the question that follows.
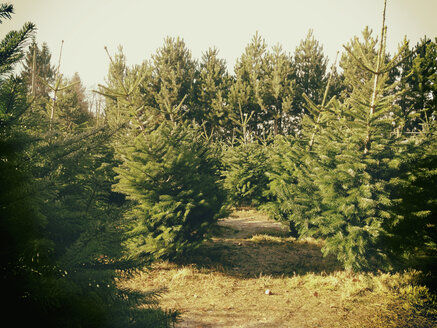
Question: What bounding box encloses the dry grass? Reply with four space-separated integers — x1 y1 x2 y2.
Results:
118 209 437 327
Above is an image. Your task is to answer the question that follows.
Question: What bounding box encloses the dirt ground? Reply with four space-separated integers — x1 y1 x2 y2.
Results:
119 209 436 328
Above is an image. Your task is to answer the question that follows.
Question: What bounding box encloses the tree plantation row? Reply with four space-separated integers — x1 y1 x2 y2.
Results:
1 2 436 327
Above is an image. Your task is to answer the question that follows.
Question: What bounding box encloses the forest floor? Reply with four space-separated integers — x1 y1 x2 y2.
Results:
119 209 437 328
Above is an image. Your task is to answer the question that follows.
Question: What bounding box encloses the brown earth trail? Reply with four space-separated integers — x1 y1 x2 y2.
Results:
119 209 436 328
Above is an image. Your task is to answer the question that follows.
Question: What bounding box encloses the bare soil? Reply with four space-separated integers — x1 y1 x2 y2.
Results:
119 209 437 328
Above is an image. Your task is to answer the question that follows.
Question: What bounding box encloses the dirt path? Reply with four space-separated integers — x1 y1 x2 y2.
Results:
119 210 435 328
217 210 287 239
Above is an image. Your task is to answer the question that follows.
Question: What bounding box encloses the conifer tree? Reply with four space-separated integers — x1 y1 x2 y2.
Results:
21 39 55 98
266 1 436 271
221 106 270 208
99 48 226 261
263 45 295 135
293 30 329 117
147 37 199 122
0 10 177 323
395 37 437 132
55 72 94 130
114 121 225 259
264 53 339 237
0 6 47 323
300 1 431 270
197 47 231 138
229 32 268 137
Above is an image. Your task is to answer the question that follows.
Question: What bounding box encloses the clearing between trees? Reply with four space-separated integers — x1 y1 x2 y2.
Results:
118 210 436 328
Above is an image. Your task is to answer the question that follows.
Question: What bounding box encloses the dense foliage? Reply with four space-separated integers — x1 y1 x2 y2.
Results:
1 5 178 327
265 20 436 271
1 1 436 326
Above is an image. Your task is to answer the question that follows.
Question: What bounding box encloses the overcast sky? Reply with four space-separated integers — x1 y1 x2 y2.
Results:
3 0 437 90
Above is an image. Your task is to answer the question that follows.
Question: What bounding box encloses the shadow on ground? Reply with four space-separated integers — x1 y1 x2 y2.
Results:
177 214 342 278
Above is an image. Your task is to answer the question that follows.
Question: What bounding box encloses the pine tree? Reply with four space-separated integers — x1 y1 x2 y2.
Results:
21 39 55 98
55 72 94 130
114 121 225 259
229 32 268 137
148 37 199 122
293 30 329 118
263 44 295 135
395 37 437 132
99 48 226 261
197 47 231 138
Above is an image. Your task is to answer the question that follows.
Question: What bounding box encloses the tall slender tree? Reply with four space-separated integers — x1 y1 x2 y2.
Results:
21 39 55 98
229 32 268 137
293 29 328 117
148 37 198 122
197 47 231 137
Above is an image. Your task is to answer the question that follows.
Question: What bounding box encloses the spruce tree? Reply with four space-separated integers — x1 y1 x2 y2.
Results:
147 37 199 122
197 47 231 138
294 1 431 271
55 72 94 130
266 1 436 271
21 39 55 98
229 32 268 137
293 29 329 117
222 141 270 208
395 37 437 132
264 54 339 237
99 48 226 261
0 11 177 323
221 106 270 208
263 44 295 135
114 121 225 259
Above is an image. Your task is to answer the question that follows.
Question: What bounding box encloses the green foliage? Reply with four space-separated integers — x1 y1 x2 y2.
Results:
114 121 225 260
293 29 329 117
197 47 231 138
21 39 55 98
229 32 296 137
1 6 178 326
222 140 270 208
265 14 436 272
395 37 437 131
148 37 198 122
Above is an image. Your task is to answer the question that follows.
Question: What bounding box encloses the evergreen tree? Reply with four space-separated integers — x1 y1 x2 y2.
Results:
266 1 436 271
55 72 94 130
293 30 329 117
100 49 226 261
395 37 437 132
1 8 177 325
147 37 198 122
263 44 295 135
197 47 231 138
21 39 55 98
221 104 270 208
229 32 268 137
0 6 49 324
222 141 270 208
114 121 225 260
263 55 340 237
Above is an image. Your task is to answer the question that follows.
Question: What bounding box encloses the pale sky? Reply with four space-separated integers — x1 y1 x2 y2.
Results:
2 0 437 90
